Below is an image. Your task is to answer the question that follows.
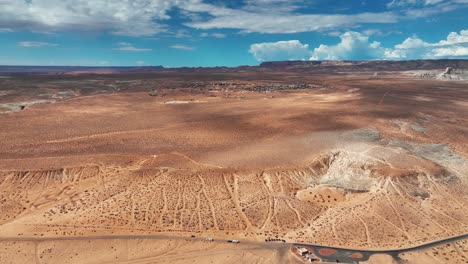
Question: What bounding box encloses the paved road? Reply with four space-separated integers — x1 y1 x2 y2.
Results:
0 233 466 263
294 233 468 263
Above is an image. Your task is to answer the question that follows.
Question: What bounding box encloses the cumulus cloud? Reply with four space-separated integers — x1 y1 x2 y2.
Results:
17 41 58 47
384 37 428 59
311 32 385 60
249 40 311 61
249 29 468 62
386 29 468 59
113 42 151 52
440 30 468 45
249 34 385 62
170 44 195 50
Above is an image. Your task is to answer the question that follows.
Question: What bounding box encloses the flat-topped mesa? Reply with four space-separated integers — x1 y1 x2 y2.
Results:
259 59 468 71
258 60 357 68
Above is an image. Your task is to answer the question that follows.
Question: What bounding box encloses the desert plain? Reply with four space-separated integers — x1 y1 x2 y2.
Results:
0 65 467 263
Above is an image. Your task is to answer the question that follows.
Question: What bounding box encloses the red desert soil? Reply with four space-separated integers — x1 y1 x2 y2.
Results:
0 71 467 263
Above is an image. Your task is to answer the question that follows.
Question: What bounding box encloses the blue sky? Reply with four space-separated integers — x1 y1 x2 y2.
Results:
0 0 467 67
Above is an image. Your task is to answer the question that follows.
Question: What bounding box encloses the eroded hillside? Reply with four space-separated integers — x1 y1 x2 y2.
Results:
0 71 467 263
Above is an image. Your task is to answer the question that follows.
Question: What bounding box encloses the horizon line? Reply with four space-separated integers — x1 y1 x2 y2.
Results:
1 59 468 69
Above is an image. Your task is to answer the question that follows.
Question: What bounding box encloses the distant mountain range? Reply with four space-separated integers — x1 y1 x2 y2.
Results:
1 60 467 75
258 59 468 71
0 66 164 75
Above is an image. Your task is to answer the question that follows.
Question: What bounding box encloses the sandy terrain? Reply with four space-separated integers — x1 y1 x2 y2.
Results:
0 70 467 263
0 237 297 264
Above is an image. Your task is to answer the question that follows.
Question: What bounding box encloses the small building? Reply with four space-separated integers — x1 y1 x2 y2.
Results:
297 247 309 256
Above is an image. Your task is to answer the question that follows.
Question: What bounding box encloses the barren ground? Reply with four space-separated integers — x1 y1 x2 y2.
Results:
0 71 467 263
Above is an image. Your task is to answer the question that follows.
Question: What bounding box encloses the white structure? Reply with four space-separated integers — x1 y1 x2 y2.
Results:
297 247 309 256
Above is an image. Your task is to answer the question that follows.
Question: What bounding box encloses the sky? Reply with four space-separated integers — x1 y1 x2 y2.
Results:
0 0 467 67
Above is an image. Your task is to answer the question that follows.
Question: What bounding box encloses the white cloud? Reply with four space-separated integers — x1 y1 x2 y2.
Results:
433 46 468 57
386 29 468 59
186 10 398 34
362 29 402 37
387 0 468 7
180 1 399 34
249 40 310 61
242 0 304 13
2 0 341 36
387 0 468 17
0 0 464 38
136 61 146 65
170 44 195 50
387 0 444 7
113 42 151 52
311 32 385 60
440 30 468 45
249 29 468 62
2 0 454 38
200 32 226 38
0 0 178 37
174 29 192 38
249 34 386 62
17 41 58 47
385 37 428 59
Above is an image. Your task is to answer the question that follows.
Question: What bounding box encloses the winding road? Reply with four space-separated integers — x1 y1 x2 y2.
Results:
294 233 468 263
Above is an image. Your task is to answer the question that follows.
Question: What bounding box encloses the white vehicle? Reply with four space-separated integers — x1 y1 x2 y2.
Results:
228 240 240 244
206 238 214 241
